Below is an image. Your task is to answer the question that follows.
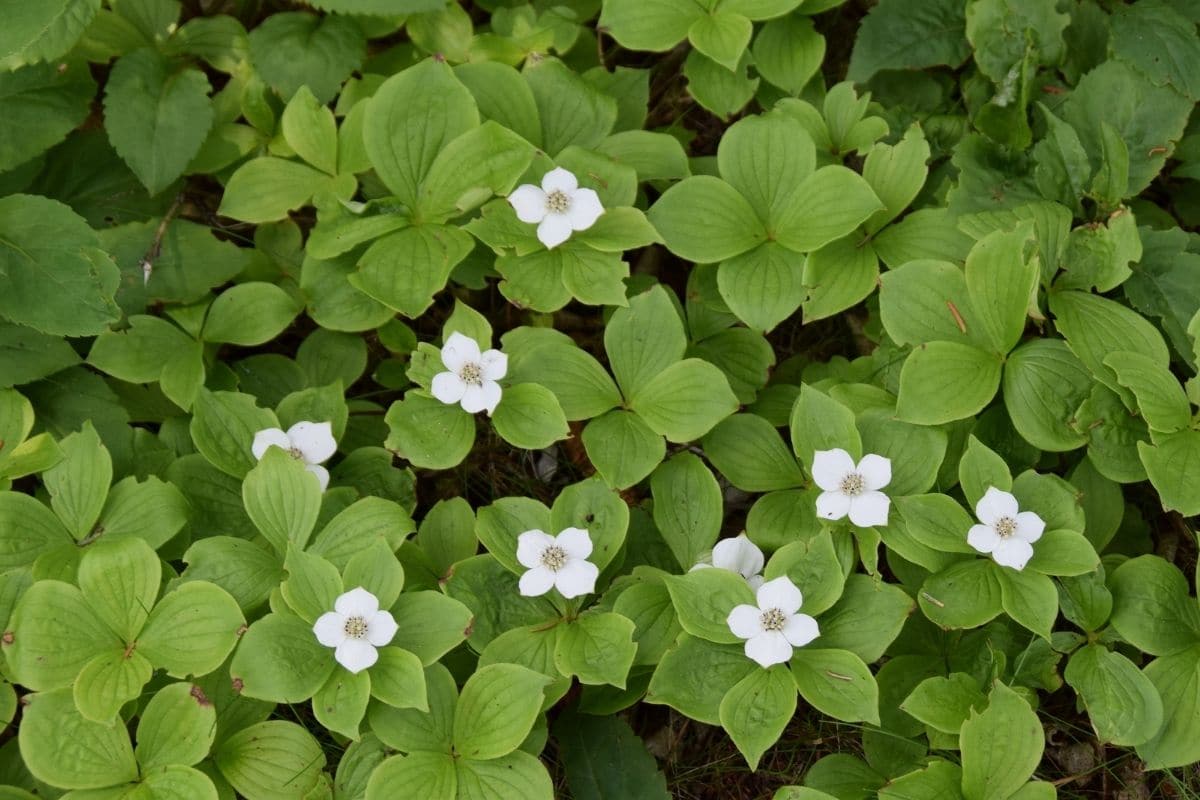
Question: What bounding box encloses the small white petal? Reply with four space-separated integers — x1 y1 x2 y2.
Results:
508 184 549 223
745 631 793 668
519 566 556 596
815 490 851 521
812 449 857 491
556 527 593 560
756 576 803 615
459 383 489 415
335 587 379 618
992 537 1034 571
1014 511 1046 543
555 559 599 598
856 454 892 491
537 214 573 249
517 530 556 568
305 463 330 493
782 613 820 648
441 332 482 373
252 428 291 460
479 349 508 381
711 535 764 580
727 604 765 639
313 612 346 647
976 487 1019 526
335 638 378 673
847 491 890 528
478 381 503 416
967 523 1001 554
541 167 578 195
286 421 336 465
566 188 604 231
746 574 765 592
431 372 468 406
365 610 398 647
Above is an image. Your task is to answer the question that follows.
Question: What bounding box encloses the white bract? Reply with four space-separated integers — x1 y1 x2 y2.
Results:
727 576 819 668
967 487 1045 571
507 167 604 249
516 527 599 599
691 534 765 590
431 332 507 416
812 448 892 527
312 587 398 674
252 421 337 491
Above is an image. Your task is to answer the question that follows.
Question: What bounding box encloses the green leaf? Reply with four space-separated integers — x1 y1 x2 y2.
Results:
664 568 755 645
72 647 152 723
369 646 428 709
353 224 475 318
964 226 1037 354
138 581 245 678
717 109 816 226
773 166 883 254
314 667 371 740
231 612 336 703
1065 644 1163 747
703 413 804 493
202 282 301 346
1137 644 1200 769
790 383 861 470
78 536 160 642
456 752 554 800
0 194 120 337
366 752 457 800
0 60 95 173
384 391 476 471
218 157 341 223
801 234 879 323
1025 530 1098 577
492 383 569 451
1139 430 1200 517
1105 350 1191 434
762 531 846 616
0 322 81 390
389 591 473 666
87 315 194 384
960 682 1044 800
645 634 754 725
896 342 1003 425
598 0 702 52
815 574 914 663
215 721 326 800
524 59 617 156
281 86 338 175
0 0 101 66
682 50 759 118
862 126 929 234
902 673 987 734
630 358 739 442
718 243 806 333
136 682 218 769
5 583 112 694
181 536 281 612
604 285 687 399
847 0 971 82
1111 1 1200 100
873 208 974 270
1109 554 1200 657
555 611 637 688
453 663 550 760
419 122 536 221
752 16 825 95
688 12 752 71
720 665 797 769
281 547 343 624
18 688 137 790
554 711 670 800
43 422 111 541
878 258 983 347
550 478 629 573
103 48 213 195
1002 339 1092 452
243 448 323 555
791 648 880 725
857 409 947 497
650 452 723 570
918 559 1004 630
247 11 364 103
648 176 766 263
998 567 1058 640
959 436 1012 509
582 410 666 491
364 59 477 208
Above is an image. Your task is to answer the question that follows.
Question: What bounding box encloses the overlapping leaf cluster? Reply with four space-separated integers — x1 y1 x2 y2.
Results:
2 0 1200 799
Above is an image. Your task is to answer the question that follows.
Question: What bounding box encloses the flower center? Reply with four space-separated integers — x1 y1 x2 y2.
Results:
541 545 568 571
545 190 571 214
839 472 865 496
287 446 304 460
343 616 368 639
760 608 787 632
995 517 1017 538
459 362 483 386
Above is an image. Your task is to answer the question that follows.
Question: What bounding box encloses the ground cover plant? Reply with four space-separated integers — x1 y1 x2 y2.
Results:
1 0 1199 797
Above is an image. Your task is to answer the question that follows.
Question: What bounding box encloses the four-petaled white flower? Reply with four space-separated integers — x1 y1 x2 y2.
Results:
967 487 1045 571
252 421 337 491
727 576 819 668
516 527 599 599
812 448 892 528
431 332 507 417
508 167 604 249
691 534 765 590
312 587 398 674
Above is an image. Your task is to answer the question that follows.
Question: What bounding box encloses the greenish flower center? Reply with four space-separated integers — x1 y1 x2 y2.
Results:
760 608 786 632
546 190 571 214
839 472 865 496
343 616 368 639
541 545 567 571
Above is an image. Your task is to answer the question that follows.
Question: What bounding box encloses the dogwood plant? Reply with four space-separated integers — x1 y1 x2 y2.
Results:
691 534 765 590
251 421 337 491
967 487 1046 571
508 167 604 249
812 449 892 527
727 576 820 667
516 527 599 598
312 587 399 673
431 332 507 416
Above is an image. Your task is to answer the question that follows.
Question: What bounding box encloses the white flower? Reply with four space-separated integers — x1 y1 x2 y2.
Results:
312 587 398 674
812 448 892 527
516 527 599 599
727 576 819 668
252 421 337 491
430 332 507 417
967 487 1046 571
507 167 604 249
690 534 765 590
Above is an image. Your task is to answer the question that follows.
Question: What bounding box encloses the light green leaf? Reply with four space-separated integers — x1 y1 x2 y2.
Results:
218 157 341 223
138 581 245 678
664 568 755 645
72 647 152 723
353 224 475 318
719 665 797 770
384 391 476 470
136 682 218 769
231 612 335 703
243 448 323 555
630 359 739 442
791 648 880 725
1137 644 1200 769
703 413 804 493
650 452 723 570
555 611 637 688
18 688 137 790
648 176 766 263
1065 644 1163 747
492 383 570 451
773 166 882 254
281 85 338 175
960 682 1044 800
453 663 550 760
717 242 806 333
896 341 1003 425
43 422 111 541
6 580 120 690
604 285 687 399
582 410 666 491
215 720 326 800
964 226 1037 354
